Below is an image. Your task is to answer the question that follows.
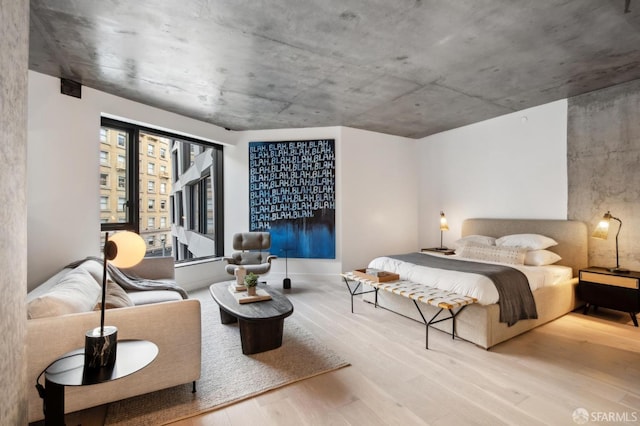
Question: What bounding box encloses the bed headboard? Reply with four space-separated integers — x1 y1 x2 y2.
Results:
461 218 588 277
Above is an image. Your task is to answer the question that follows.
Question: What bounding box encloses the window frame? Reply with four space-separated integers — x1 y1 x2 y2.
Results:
100 116 224 259
100 117 139 232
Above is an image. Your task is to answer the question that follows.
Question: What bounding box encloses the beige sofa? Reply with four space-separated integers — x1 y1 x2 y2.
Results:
26 257 201 423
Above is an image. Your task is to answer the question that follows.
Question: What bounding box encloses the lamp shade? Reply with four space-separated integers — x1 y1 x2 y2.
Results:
440 211 449 231
592 212 612 240
106 231 146 268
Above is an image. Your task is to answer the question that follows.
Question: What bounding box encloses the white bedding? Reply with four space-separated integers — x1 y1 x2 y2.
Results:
367 252 573 305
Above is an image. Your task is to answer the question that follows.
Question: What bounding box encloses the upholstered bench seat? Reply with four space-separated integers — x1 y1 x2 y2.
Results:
341 271 477 349
371 280 477 309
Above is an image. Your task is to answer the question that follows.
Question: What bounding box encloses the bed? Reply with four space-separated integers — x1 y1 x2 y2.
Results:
363 218 588 349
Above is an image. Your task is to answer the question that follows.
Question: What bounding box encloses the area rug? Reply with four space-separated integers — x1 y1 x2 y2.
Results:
104 287 349 425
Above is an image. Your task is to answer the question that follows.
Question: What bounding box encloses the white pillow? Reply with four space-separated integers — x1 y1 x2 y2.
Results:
524 250 562 266
495 234 558 250
27 268 101 319
454 235 496 250
457 243 526 265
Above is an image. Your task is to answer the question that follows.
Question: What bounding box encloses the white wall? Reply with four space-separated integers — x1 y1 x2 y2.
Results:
27 71 237 290
227 127 419 279
417 100 568 248
341 127 418 272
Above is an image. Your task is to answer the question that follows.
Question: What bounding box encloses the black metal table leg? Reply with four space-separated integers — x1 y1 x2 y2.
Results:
44 378 65 426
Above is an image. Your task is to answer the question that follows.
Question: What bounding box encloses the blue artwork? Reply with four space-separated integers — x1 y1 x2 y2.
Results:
249 139 335 259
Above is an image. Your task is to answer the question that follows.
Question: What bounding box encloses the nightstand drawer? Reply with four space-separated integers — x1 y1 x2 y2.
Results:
579 271 639 289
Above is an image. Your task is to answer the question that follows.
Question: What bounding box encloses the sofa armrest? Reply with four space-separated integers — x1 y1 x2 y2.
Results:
26 299 200 422
120 256 175 280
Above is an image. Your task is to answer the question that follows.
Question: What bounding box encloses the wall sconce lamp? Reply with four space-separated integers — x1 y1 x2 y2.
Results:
436 211 450 250
85 231 146 370
592 211 629 273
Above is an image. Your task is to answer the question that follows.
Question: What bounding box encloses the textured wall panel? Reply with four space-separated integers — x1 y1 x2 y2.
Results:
568 79 640 271
0 0 29 424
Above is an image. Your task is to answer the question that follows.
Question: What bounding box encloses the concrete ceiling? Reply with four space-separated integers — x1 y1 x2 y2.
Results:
29 0 640 139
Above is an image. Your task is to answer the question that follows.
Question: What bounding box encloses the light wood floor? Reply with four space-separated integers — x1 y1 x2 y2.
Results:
55 278 640 426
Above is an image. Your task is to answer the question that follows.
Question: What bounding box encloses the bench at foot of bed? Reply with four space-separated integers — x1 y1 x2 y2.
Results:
341 272 478 349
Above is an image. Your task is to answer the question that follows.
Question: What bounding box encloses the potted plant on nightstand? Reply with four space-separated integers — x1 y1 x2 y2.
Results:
245 272 258 296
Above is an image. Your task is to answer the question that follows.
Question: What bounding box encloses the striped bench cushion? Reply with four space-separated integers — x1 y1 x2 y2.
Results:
343 272 477 309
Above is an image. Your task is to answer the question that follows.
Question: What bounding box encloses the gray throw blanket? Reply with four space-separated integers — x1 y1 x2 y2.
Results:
388 253 537 326
66 257 189 299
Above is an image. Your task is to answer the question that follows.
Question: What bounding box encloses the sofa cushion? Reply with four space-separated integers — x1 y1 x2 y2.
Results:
127 290 184 305
94 281 134 310
27 268 101 319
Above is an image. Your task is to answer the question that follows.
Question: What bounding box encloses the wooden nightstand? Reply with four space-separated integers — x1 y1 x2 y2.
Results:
578 267 640 327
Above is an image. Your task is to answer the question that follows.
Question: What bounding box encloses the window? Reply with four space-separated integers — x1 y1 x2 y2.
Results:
100 120 136 231
100 117 224 262
100 173 109 187
100 128 107 143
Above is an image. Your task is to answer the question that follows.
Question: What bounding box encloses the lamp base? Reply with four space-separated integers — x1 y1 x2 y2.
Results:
609 267 630 274
85 325 118 369
283 277 291 289
434 247 450 251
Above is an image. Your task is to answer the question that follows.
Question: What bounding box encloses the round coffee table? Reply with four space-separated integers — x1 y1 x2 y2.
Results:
209 282 294 354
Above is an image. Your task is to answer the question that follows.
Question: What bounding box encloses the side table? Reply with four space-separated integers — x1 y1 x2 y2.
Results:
44 339 158 425
578 267 640 326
